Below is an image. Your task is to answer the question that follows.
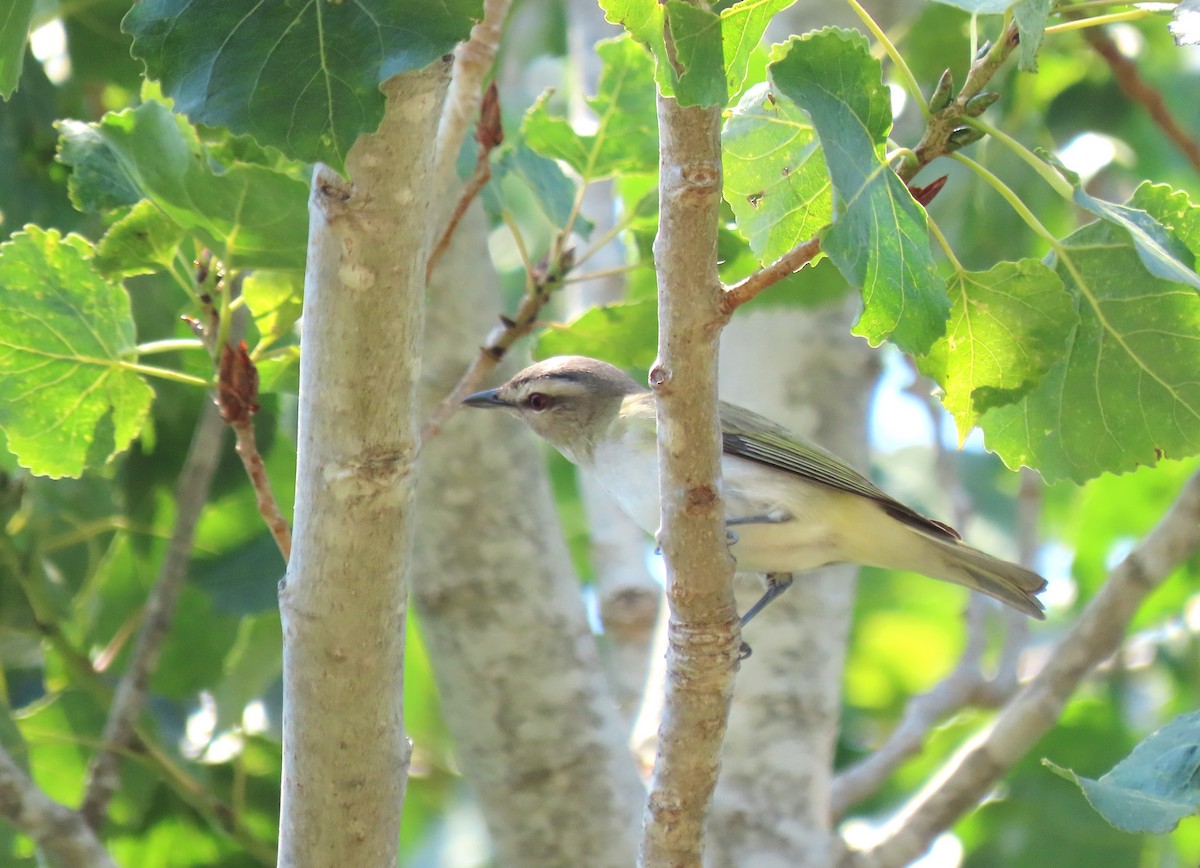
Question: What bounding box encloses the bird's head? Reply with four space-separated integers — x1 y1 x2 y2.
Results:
463 356 645 462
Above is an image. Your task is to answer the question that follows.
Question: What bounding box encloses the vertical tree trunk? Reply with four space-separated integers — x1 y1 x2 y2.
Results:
277 63 450 867
414 204 643 866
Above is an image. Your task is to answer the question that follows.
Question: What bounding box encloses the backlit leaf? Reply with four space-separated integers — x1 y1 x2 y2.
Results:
770 28 948 354
0 227 153 478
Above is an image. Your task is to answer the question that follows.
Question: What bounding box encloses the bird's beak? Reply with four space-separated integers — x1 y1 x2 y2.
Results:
462 388 510 409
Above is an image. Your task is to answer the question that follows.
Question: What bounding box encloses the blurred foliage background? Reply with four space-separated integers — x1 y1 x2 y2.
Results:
1 0 1199 865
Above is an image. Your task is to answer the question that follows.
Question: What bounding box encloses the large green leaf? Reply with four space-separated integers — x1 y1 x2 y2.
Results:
602 0 796 106
123 0 481 169
769 28 948 354
1072 183 1200 291
58 101 309 271
918 259 1074 441
523 36 659 181
723 83 831 264
0 228 153 479
1012 0 1053 72
666 1 725 108
721 0 795 97
1046 709 1200 834
981 184 1200 482
0 0 34 99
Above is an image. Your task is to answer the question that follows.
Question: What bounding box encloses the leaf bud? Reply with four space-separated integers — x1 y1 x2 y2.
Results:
964 92 1001 117
947 126 987 151
929 69 954 113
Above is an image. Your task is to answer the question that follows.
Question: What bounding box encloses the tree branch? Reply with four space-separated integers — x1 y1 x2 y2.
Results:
839 469 1200 867
1082 24 1200 173
721 237 822 314
0 746 116 868
277 62 451 866
420 245 574 441
640 85 739 868
79 399 227 829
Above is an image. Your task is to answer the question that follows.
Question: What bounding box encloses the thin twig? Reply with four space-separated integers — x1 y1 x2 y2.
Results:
0 746 116 868
838 470 1200 868
721 237 822 314
219 339 292 561
421 246 576 441
427 82 504 281
79 401 227 829
198 267 293 561
1082 24 1200 173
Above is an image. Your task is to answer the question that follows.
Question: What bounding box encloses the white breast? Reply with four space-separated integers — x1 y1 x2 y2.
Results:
587 433 663 534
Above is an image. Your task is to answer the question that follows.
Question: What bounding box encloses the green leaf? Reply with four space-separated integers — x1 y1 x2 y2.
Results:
722 0 795 98
1072 185 1200 292
243 271 303 351
981 184 1200 482
0 227 153 479
599 0 672 95
490 143 581 229
523 36 659 181
666 1 726 108
58 101 309 270
1045 709 1200 834
123 0 482 169
918 260 1074 441
1012 0 1053 72
533 299 658 371
770 28 948 354
0 0 35 99
723 83 831 264
93 199 187 278
603 0 795 105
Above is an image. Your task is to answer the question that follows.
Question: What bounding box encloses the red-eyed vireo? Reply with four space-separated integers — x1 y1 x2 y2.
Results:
464 356 1046 625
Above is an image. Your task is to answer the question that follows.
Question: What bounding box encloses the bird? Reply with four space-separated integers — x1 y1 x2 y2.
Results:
463 355 1046 627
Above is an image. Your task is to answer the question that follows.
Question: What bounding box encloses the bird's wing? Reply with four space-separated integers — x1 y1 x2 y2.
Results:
718 401 961 541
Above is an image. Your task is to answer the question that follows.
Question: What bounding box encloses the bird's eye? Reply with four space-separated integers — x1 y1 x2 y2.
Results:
526 392 552 411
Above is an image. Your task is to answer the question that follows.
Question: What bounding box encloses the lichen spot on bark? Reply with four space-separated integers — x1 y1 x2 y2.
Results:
338 261 376 291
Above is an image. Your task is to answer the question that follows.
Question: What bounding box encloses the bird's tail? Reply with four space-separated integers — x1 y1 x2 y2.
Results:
920 534 1048 619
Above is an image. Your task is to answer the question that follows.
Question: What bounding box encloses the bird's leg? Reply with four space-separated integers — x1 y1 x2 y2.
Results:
740 572 795 627
735 572 795 661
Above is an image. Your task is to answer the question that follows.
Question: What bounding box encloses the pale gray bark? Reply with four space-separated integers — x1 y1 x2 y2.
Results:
277 64 450 867
413 204 642 867
0 747 115 868
706 300 875 868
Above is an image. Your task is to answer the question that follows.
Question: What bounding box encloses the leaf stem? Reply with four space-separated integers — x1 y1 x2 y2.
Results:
962 118 1075 199
133 338 207 356
949 152 1062 250
117 361 210 388
843 0 927 116
1044 8 1157 33
926 216 964 273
